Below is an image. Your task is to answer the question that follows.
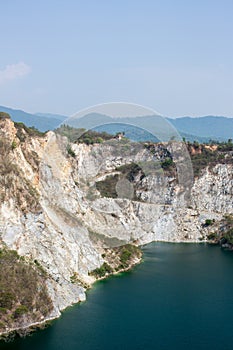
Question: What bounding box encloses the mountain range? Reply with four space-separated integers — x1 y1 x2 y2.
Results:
0 106 66 132
0 105 232 142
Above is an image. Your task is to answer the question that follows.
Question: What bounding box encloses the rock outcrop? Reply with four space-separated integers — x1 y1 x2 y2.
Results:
0 116 232 336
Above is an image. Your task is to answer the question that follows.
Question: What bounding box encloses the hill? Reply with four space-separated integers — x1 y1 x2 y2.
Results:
65 113 220 143
0 105 232 142
0 106 63 132
35 112 67 122
168 116 233 141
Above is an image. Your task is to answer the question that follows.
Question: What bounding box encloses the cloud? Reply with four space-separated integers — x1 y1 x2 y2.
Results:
0 62 31 84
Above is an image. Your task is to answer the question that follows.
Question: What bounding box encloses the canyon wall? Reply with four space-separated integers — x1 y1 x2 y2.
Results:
0 117 232 335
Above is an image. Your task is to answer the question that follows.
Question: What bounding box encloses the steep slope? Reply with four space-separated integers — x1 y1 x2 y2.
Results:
0 114 232 337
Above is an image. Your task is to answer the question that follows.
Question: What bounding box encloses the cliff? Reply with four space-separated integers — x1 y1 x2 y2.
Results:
0 115 232 337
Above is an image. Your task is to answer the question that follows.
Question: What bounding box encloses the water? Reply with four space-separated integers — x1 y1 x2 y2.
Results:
1 243 233 350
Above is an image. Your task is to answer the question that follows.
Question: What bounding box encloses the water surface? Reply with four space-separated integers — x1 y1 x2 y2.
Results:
1 243 233 350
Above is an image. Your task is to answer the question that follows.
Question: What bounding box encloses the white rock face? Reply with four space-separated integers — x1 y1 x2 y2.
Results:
0 120 232 323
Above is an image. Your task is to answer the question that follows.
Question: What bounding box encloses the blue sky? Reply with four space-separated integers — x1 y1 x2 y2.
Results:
0 0 233 117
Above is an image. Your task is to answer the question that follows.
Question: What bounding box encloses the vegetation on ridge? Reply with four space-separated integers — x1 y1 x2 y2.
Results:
0 112 11 120
55 124 113 144
0 248 53 335
187 140 233 176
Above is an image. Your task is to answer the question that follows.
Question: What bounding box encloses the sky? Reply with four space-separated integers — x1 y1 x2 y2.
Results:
0 0 233 117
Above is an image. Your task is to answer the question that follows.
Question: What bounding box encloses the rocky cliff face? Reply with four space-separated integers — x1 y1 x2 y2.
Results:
0 116 232 336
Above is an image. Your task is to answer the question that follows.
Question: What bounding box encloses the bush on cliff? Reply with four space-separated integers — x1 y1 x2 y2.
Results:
0 248 53 334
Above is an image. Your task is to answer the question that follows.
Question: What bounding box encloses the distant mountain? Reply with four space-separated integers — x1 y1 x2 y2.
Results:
168 116 233 142
94 123 160 142
35 113 67 122
178 131 211 143
95 121 212 143
67 113 180 142
0 106 64 132
66 113 222 143
0 105 232 142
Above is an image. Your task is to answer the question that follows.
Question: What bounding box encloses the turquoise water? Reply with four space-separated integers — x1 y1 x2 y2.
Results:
1 243 233 350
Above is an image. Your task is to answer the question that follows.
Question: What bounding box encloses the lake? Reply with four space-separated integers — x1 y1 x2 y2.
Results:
1 243 233 350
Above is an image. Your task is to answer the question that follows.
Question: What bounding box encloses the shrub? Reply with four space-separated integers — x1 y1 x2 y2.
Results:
120 249 132 266
119 244 141 268
161 157 174 169
90 263 113 278
223 228 233 245
0 292 14 309
14 122 46 141
67 145 76 157
207 232 218 240
11 140 17 150
13 305 29 319
205 219 213 226
0 307 7 315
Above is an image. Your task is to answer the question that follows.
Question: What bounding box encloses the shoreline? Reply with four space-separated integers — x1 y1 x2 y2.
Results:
0 255 142 341
0 239 227 342
94 256 143 283
0 315 58 341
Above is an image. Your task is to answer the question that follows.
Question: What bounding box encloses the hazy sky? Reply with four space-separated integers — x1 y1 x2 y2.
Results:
0 0 233 117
